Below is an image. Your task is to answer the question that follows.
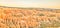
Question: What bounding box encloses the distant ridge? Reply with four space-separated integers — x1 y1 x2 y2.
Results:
0 6 60 10
0 6 60 13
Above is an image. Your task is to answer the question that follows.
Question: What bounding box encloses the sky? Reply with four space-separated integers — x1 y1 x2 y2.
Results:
0 0 60 9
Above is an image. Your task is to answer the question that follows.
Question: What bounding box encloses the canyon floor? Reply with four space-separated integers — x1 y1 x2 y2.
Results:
0 6 60 28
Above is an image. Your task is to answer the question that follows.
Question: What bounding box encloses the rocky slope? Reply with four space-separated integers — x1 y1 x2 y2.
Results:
0 6 60 28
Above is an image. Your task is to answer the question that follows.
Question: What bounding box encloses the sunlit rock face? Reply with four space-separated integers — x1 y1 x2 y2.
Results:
0 6 60 28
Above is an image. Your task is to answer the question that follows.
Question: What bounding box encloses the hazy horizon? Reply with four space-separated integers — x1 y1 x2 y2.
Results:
0 0 60 9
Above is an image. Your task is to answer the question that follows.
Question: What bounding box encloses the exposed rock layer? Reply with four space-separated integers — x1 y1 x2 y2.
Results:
0 6 60 28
